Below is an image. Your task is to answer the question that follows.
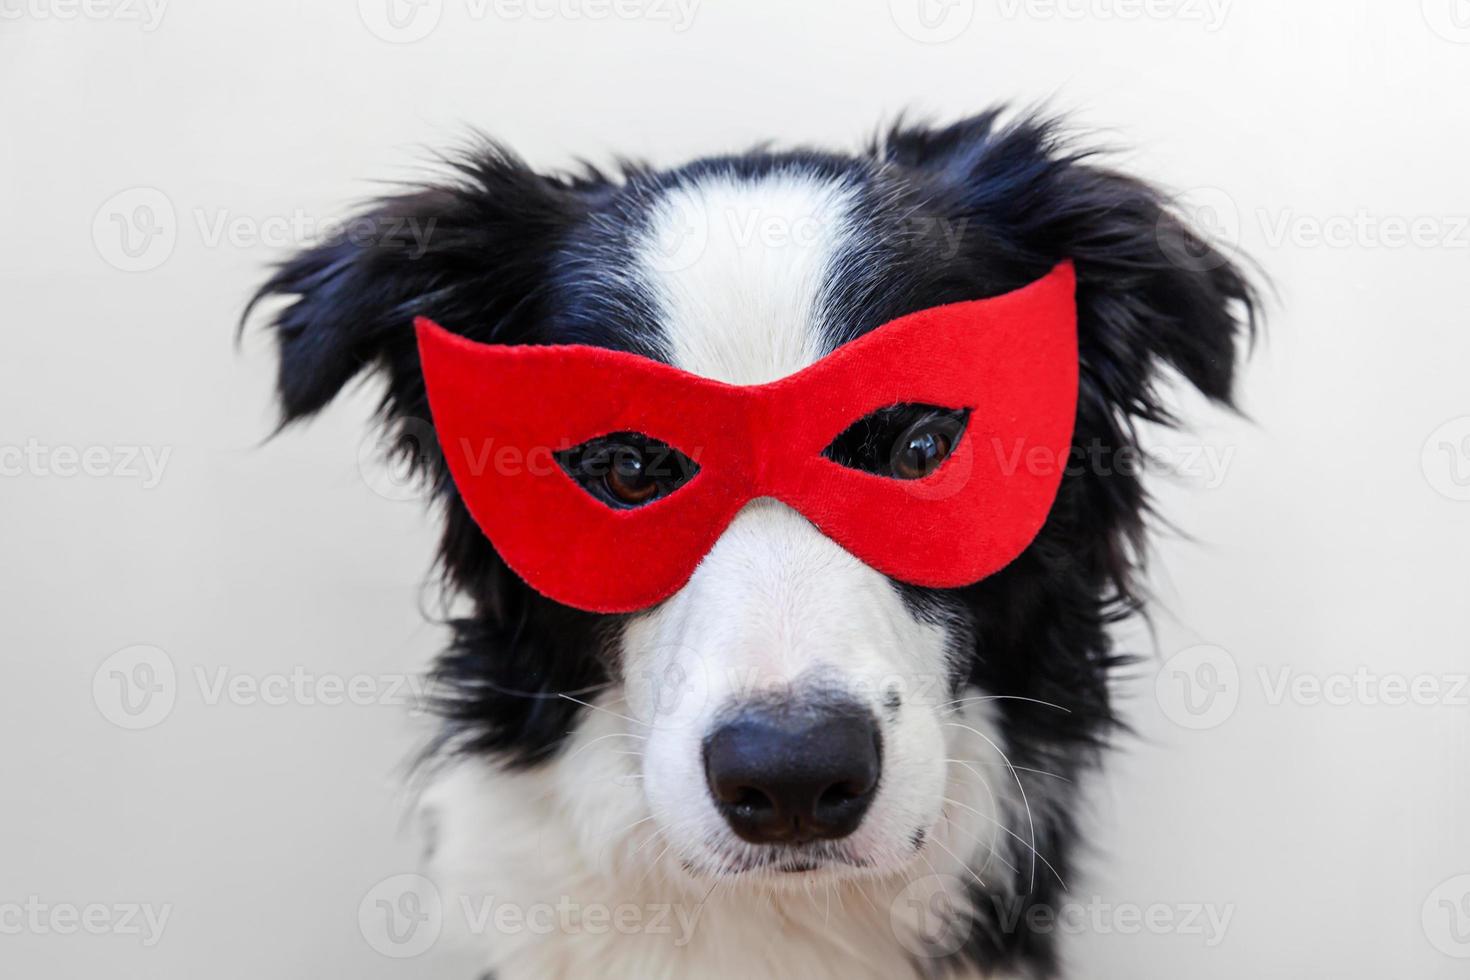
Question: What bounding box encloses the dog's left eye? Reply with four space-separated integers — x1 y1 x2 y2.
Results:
822 404 969 480
556 433 699 509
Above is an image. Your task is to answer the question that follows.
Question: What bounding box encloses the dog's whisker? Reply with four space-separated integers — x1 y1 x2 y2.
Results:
946 759 1071 783
632 839 677 892
559 730 649 766
936 695 1072 715
941 794 1065 887
557 693 652 730
945 758 1004 880
944 722 1039 893
929 832 988 892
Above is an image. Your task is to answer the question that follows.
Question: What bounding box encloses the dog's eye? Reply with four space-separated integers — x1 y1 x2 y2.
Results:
556 433 699 509
822 404 969 480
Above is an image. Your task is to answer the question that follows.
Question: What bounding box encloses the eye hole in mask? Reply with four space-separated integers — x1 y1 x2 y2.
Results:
822 404 970 480
556 433 701 509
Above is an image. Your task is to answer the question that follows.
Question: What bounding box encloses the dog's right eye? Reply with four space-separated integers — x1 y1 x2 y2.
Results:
555 433 699 509
822 404 969 480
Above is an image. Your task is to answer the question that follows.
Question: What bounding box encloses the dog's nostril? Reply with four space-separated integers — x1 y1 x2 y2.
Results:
818 780 865 808
728 785 774 813
703 699 882 845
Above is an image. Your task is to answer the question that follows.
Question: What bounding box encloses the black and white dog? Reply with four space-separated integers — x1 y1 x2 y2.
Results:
249 109 1255 979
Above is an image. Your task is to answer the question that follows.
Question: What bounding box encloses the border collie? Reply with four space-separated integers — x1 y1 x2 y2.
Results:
248 108 1256 979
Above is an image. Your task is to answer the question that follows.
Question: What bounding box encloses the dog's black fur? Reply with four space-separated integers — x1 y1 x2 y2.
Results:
247 109 1256 977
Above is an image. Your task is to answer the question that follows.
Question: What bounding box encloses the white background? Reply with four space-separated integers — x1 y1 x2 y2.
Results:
3 1 1469 976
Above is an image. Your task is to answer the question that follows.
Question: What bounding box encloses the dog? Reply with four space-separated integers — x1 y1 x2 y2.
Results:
247 108 1256 979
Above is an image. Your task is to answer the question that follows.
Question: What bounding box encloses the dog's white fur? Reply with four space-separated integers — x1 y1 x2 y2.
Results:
420 173 1034 978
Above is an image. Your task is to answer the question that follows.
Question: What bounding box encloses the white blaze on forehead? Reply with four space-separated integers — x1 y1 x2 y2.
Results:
635 172 856 385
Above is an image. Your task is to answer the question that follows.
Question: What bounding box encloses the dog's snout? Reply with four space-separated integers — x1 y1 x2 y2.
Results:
703 699 881 844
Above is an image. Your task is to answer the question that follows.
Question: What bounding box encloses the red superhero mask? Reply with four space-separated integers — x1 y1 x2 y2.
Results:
415 261 1078 613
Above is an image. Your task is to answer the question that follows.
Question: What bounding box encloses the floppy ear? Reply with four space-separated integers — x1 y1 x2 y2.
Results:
244 143 585 431
245 145 617 763
879 110 1260 593
881 110 1257 411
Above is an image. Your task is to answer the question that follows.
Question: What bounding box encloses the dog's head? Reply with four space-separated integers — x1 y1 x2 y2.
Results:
249 110 1254 963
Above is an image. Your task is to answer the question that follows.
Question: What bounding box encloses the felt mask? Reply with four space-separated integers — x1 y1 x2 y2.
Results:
415 261 1078 613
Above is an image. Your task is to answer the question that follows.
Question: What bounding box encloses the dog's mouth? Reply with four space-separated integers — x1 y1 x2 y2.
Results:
684 841 873 878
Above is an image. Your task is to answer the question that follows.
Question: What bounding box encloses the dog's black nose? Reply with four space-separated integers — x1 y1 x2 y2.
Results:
703 699 881 844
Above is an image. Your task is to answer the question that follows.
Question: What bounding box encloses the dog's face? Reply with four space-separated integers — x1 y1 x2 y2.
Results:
251 111 1254 968
590 173 970 881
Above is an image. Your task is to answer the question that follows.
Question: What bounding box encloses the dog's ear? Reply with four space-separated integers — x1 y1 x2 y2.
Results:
878 111 1260 595
879 110 1258 415
244 143 586 428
